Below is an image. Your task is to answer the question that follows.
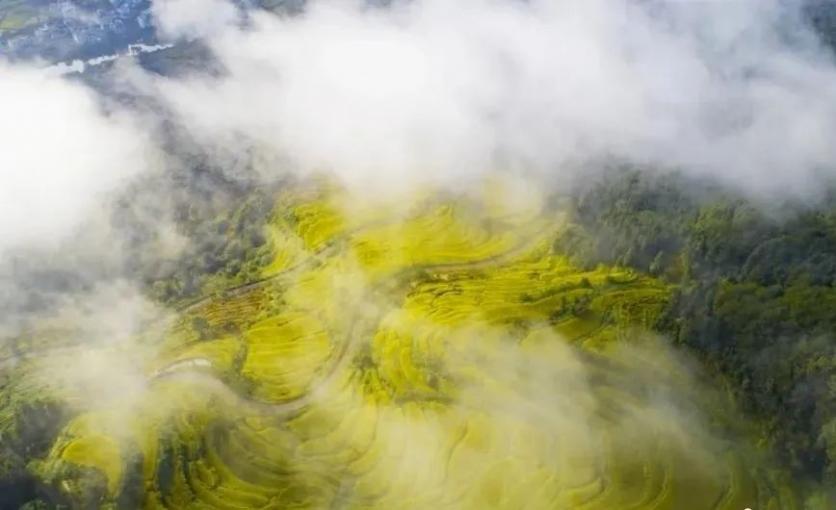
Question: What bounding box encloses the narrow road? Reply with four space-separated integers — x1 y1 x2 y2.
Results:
150 222 556 416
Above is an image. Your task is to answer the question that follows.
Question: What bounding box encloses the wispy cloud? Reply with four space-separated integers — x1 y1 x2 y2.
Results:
143 0 836 196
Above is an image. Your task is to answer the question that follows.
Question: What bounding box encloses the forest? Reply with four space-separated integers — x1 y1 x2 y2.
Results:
556 169 836 499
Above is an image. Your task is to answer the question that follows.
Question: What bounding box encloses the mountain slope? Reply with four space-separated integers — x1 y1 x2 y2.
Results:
0 180 801 509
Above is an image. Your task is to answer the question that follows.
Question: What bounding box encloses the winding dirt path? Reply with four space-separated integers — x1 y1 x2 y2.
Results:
1 203 556 420
150 223 555 416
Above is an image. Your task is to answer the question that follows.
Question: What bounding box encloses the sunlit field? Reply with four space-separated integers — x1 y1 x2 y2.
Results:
2 182 797 509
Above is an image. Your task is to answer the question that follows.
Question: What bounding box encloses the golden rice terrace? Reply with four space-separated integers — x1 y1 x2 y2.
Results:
2 182 799 509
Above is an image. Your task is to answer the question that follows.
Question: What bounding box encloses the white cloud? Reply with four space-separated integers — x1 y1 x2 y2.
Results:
147 0 836 196
1 0 832 258
152 0 241 39
0 62 151 252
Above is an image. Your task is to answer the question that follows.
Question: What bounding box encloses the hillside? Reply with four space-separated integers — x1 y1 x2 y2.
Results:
556 169 836 497
3 0 836 508
0 180 807 509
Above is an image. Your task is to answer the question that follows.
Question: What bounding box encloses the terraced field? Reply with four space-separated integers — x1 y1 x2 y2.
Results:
0 0 39 32
11 183 799 508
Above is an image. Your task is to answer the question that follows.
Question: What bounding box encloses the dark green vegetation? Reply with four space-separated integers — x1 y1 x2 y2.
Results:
146 190 274 306
557 169 836 504
0 175 832 508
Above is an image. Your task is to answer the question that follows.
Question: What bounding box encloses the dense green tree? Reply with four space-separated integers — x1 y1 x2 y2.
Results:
556 168 836 497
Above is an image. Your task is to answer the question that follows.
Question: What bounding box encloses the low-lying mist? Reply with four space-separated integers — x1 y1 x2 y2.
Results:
2 0 836 508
